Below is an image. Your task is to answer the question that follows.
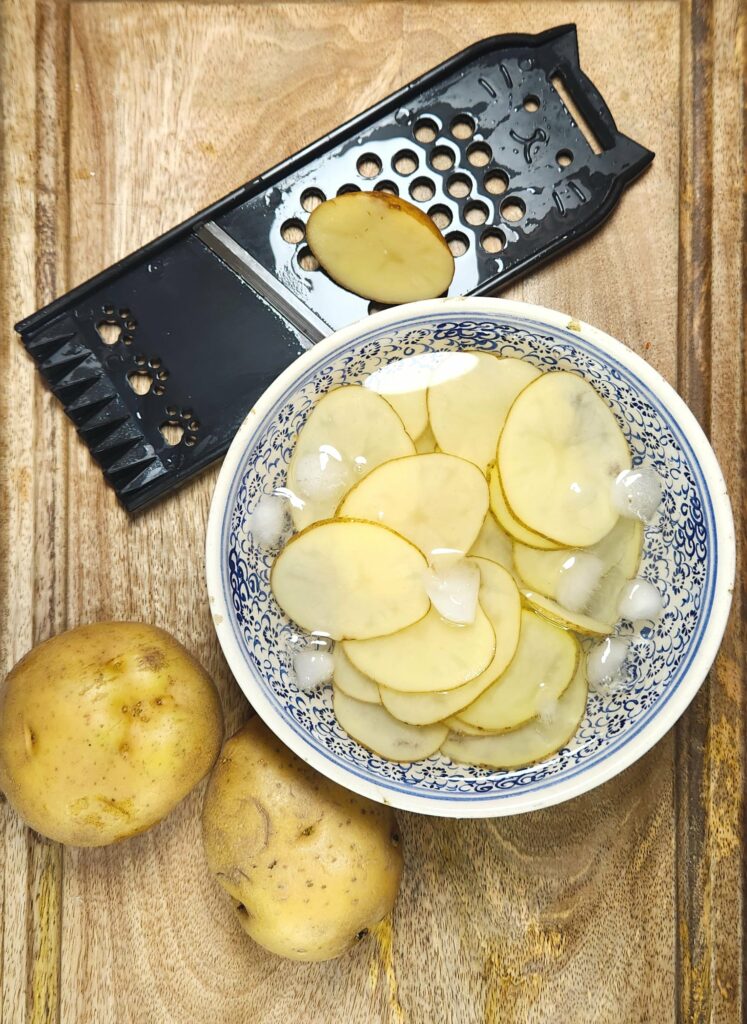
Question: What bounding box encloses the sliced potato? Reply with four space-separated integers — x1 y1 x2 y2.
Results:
442 715 494 736
364 357 431 440
513 517 642 598
442 660 588 769
428 354 540 473
344 604 495 693
333 647 381 704
379 558 520 724
488 463 561 550
498 372 631 547
459 609 579 732
513 517 643 624
521 589 614 638
306 191 454 304
468 511 513 570
414 424 438 454
285 386 414 530
381 390 427 441
271 520 429 641
338 453 488 558
333 687 447 762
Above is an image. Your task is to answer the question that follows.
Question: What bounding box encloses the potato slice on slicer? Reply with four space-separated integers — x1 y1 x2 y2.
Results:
306 191 454 303
333 687 447 762
338 452 488 558
428 353 540 473
459 609 578 732
379 558 520 724
344 604 495 693
271 520 428 640
333 647 381 704
498 372 631 547
442 660 588 769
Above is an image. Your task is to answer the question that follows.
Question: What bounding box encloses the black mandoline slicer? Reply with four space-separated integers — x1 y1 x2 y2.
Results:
15 24 653 514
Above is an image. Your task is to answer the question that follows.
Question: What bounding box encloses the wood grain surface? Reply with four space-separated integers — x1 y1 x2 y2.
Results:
1 2 744 1022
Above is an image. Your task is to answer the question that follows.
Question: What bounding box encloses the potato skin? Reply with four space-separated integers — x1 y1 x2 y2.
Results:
202 717 403 961
0 622 223 846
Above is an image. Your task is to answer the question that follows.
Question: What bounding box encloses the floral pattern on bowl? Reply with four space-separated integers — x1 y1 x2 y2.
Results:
207 299 734 817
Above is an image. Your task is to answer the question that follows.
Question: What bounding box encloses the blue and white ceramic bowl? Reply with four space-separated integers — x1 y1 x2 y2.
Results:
206 298 735 817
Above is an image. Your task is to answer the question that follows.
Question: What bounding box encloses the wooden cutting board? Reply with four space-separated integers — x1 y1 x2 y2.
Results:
1 2 744 1022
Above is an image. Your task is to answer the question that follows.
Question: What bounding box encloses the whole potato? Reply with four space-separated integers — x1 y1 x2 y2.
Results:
202 717 403 961
0 622 223 846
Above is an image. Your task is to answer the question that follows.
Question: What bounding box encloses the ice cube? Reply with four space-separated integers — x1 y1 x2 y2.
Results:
587 636 629 692
556 552 605 613
612 466 663 522
617 577 663 621
293 647 334 692
423 558 480 625
249 493 290 550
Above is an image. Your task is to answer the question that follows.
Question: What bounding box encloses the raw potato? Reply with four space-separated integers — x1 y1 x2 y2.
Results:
272 520 429 641
521 589 615 638
498 371 631 547
202 717 402 961
414 424 438 454
306 191 455 303
338 453 488 558
442 715 500 736
0 623 223 846
428 353 540 473
488 463 561 550
344 604 495 693
285 386 414 530
513 517 643 627
333 647 381 704
379 558 520 725
364 357 431 440
513 517 643 599
459 610 579 732
468 511 514 570
333 687 447 761
442 660 588 769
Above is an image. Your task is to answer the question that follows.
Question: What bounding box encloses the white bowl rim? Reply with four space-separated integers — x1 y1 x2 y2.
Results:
206 296 736 818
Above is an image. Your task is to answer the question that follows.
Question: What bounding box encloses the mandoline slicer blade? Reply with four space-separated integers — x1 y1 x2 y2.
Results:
15 24 653 513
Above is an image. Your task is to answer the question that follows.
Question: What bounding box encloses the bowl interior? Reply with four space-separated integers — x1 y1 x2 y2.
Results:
212 306 723 815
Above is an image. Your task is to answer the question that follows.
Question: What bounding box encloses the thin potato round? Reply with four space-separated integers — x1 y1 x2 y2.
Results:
443 714 512 736
521 589 615 638
271 520 429 641
306 191 454 303
338 453 488 558
468 511 514 570
414 424 438 454
344 604 495 693
442 660 588 769
488 463 561 550
498 372 631 547
333 687 447 762
285 386 414 530
364 356 432 440
333 647 381 704
459 610 579 732
428 353 540 473
379 558 520 724
513 517 642 598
